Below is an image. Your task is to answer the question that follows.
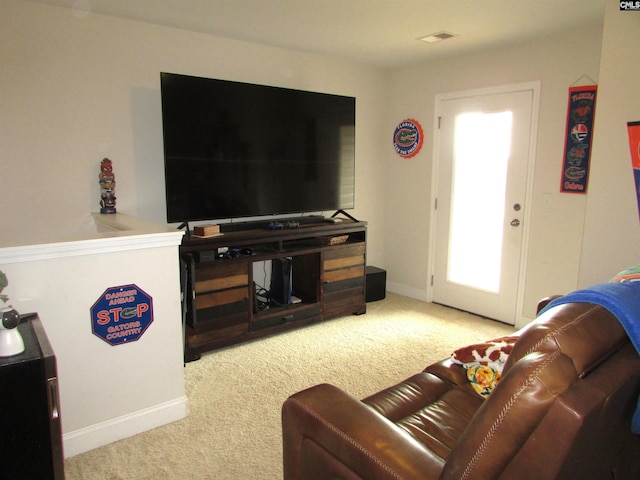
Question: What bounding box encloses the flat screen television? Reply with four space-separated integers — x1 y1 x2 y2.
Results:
160 72 356 224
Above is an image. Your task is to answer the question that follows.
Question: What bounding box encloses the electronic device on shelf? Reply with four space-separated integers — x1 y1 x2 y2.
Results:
160 72 356 225
229 247 253 257
265 222 284 230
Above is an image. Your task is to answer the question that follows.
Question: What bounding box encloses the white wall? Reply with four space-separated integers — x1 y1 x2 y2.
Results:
0 0 388 266
385 23 604 320
579 4 640 285
0 217 186 457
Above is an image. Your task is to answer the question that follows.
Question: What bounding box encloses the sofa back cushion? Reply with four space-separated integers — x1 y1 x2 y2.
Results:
504 302 629 375
440 302 640 480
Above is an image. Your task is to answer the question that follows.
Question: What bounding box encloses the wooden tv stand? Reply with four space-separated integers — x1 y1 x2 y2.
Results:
180 220 367 361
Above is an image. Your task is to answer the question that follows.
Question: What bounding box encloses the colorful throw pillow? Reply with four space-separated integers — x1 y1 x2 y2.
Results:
466 364 501 398
451 336 517 372
451 336 518 398
610 264 640 283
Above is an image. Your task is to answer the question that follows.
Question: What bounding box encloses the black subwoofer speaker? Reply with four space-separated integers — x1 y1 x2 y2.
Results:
366 266 386 302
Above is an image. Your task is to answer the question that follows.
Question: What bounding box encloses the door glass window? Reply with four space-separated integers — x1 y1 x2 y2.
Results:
447 111 513 293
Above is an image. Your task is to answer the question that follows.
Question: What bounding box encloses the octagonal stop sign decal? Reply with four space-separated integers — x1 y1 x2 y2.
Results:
90 284 154 346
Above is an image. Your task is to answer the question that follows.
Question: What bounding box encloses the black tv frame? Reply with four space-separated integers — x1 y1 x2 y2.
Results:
160 72 357 227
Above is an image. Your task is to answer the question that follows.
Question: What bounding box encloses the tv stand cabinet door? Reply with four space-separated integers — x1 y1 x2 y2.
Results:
186 261 250 357
322 244 366 317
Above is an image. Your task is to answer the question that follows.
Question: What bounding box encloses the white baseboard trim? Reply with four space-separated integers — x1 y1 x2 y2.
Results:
63 395 189 458
387 282 428 302
387 282 534 330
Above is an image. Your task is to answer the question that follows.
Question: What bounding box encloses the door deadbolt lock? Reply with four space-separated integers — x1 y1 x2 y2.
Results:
513 203 521 211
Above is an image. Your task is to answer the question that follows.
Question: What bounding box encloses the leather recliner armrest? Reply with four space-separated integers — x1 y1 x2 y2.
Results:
282 383 444 480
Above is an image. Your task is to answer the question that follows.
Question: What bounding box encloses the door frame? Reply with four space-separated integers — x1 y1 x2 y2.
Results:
426 81 540 327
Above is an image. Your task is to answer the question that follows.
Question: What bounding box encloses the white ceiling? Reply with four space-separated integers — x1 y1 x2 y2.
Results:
28 0 606 69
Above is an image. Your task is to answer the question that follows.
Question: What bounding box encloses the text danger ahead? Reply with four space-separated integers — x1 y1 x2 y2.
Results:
90 284 154 346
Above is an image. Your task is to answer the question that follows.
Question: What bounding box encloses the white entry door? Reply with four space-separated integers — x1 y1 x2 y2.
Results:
432 85 537 324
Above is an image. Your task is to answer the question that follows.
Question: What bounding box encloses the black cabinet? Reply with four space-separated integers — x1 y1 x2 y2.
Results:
0 315 64 480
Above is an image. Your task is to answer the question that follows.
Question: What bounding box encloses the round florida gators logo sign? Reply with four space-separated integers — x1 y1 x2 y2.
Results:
393 118 424 158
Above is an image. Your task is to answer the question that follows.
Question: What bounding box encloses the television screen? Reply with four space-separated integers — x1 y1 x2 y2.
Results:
160 73 356 224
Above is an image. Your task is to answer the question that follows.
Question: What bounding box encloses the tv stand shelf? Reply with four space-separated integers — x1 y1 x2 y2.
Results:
180 220 367 361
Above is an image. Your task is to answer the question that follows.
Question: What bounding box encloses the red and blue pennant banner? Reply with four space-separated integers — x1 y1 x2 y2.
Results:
627 121 640 221
560 85 598 193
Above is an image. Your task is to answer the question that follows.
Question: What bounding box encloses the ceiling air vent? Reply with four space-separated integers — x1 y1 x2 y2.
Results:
418 31 457 43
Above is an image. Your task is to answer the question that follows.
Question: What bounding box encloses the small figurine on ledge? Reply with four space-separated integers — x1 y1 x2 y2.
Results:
99 157 116 214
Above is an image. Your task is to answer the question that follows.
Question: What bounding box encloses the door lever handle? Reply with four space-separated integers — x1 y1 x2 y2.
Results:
510 219 521 227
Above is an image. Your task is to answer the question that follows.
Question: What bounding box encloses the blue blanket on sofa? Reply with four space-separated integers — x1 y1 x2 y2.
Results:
538 281 640 434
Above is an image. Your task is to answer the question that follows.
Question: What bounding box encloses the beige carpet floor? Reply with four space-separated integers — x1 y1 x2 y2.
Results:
63 293 515 480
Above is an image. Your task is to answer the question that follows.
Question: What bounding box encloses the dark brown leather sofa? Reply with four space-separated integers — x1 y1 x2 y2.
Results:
282 298 640 479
